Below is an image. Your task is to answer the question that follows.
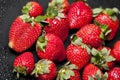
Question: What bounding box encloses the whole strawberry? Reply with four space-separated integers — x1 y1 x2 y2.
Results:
82 64 108 80
9 15 42 52
91 47 115 70
32 59 57 80
13 52 34 78
57 62 81 80
22 1 43 17
93 7 119 40
66 35 91 70
36 0 69 41
111 40 120 62
36 33 66 62
107 67 120 80
68 1 92 29
76 24 104 48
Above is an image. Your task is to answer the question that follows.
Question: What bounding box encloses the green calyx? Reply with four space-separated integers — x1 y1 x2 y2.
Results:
31 59 51 77
56 62 78 80
71 34 91 54
71 34 83 46
45 0 66 19
36 33 48 52
34 15 49 26
20 14 48 27
93 7 120 21
22 2 32 15
20 14 35 26
13 66 27 78
91 48 115 70
94 20 112 40
88 70 108 80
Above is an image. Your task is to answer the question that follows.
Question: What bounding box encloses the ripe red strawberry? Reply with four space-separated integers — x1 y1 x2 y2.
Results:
111 40 120 62
36 33 66 62
44 16 69 41
66 35 91 70
68 1 92 29
13 52 34 77
91 47 115 70
9 15 42 52
32 59 57 80
107 67 120 80
22 1 43 17
82 64 108 80
36 0 69 41
93 7 119 40
57 62 81 80
76 24 104 48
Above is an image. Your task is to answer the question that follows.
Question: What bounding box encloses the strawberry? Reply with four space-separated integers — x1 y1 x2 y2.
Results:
107 67 120 80
76 24 104 48
93 7 119 40
57 62 81 80
32 59 57 80
82 64 108 80
66 35 91 70
35 0 69 41
13 52 34 78
68 1 92 29
22 1 43 17
36 33 66 62
91 47 115 70
111 40 120 62
44 16 69 41
9 15 42 52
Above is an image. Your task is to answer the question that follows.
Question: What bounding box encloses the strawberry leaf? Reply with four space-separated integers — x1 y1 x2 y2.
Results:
22 2 32 14
88 70 108 80
93 7 103 17
91 48 115 70
35 15 47 22
13 66 27 78
36 35 48 52
57 68 75 80
31 59 51 77
71 34 82 46
105 56 116 62
56 62 77 80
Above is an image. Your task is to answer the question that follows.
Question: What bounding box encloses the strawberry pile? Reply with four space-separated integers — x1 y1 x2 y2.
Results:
8 0 120 80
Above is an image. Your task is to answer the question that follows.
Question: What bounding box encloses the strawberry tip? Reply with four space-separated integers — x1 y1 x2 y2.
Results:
8 41 13 48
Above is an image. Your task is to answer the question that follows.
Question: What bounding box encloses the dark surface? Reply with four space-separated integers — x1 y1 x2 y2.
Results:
0 0 120 80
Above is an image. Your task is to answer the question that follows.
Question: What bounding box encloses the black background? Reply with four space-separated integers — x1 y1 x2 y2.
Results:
0 0 120 80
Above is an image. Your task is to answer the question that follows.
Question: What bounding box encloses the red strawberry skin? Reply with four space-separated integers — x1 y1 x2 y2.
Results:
68 1 92 29
70 70 81 80
37 34 66 62
111 41 120 62
66 44 91 70
13 52 34 74
29 1 43 17
82 64 103 80
107 67 120 80
38 60 57 80
44 17 69 42
76 24 103 48
9 16 42 52
94 13 119 40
